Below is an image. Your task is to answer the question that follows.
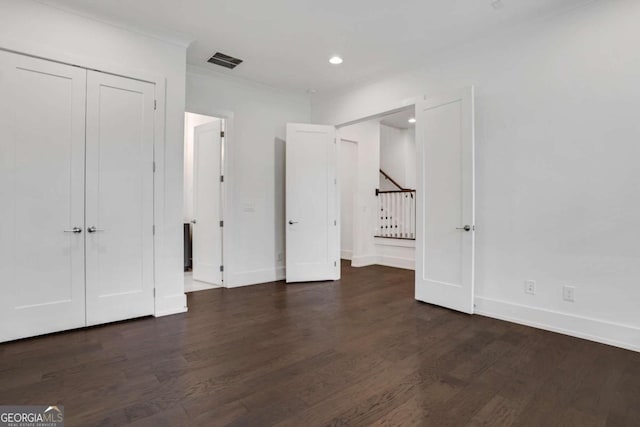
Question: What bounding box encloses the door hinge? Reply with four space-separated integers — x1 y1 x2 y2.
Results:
219 220 224 227
152 225 156 235
153 288 156 297
220 265 224 272
334 220 337 226
152 162 156 173
334 138 337 144
220 131 225 138
154 100 157 110
334 261 337 267
220 175 224 183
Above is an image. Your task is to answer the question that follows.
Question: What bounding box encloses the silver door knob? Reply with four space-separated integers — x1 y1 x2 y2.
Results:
87 226 105 233
64 227 82 233
288 220 298 225
191 220 196 224
456 225 472 232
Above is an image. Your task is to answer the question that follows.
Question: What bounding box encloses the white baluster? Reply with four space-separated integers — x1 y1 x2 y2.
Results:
389 193 395 237
380 194 384 236
391 193 396 237
377 194 382 236
383 194 389 237
411 192 416 238
396 193 401 237
402 193 407 238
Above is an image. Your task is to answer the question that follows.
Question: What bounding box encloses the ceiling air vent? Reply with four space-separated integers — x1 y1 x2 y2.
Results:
207 52 243 69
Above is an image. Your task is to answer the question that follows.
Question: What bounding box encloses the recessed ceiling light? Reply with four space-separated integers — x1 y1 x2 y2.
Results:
329 56 343 65
408 118 416 124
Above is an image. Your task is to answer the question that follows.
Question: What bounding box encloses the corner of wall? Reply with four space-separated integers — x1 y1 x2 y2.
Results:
475 297 640 353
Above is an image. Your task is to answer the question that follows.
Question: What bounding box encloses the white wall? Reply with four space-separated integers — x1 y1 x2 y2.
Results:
0 0 188 316
313 0 640 351
379 124 416 190
184 112 219 222
339 121 380 268
186 65 311 287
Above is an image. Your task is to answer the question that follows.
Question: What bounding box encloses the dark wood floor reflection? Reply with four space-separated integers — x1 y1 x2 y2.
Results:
1 261 639 426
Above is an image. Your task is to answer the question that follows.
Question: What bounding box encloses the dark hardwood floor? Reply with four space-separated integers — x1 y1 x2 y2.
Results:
1 261 639 426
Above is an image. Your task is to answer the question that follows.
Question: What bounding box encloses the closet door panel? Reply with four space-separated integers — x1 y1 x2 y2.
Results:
85 71 155 326
0 51 86 342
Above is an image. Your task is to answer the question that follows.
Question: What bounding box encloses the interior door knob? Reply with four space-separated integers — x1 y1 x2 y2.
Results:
87 226 105 233
456 225 472 232
288 220 298 225
64 227 82 233
191 220 196 224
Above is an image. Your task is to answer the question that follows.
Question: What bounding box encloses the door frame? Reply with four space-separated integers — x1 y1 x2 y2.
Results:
185 108 233 288
0 47 177 317
333 93 477 312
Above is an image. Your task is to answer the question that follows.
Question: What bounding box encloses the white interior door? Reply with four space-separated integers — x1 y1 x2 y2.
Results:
286 123 339 283
340 139 357 260
192 120 223 285
0 51 87 342
85 70 155 326
415 87 475 314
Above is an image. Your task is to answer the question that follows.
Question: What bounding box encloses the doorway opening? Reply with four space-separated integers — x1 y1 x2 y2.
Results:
183 112 225 292
336 87 475 314
338 106 417 271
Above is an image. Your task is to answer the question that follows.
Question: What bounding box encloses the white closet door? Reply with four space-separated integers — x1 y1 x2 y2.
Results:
85 71 155 326
0 51 87 342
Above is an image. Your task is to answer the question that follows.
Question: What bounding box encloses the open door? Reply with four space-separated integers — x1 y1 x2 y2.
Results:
286 123 340 283
192 120 223 285
415 87 475 314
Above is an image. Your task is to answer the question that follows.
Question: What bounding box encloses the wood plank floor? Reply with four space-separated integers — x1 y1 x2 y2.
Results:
1 261 639 426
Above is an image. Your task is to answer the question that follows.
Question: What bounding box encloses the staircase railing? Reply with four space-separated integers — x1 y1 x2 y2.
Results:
376 170 416 239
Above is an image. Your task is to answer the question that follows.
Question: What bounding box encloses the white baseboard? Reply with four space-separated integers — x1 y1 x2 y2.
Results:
475 297 640 352
351 255 378 267
155 293 188 317
226 266 286 288
351 254 414 270
374 237 416 248
377 255 415 270
341 249 353 260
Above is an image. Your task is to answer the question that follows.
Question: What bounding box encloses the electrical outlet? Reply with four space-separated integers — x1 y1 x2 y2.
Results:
524 280 536 295
563 285 575 302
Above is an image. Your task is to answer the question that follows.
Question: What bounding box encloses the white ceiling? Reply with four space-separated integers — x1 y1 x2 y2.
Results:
380 109 415 130
39 0 594 93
